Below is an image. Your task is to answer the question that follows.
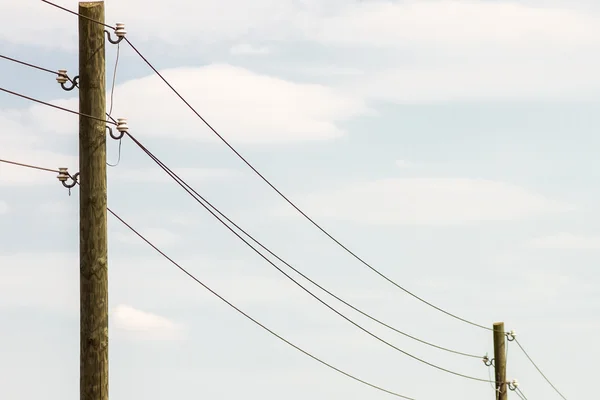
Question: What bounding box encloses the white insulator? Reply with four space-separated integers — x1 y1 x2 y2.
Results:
116 118 129 134
56 69 69 84
114 23 127 38
510 329 516 337
57 167 69 182
511 379 519 388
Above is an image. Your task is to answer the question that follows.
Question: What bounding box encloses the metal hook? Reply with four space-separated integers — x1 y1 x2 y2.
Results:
483 355 494 367
506 330 516 342
105 30 123 44
61 75 79 91
62 172 79 189
106 125 123 140
105 23 127 44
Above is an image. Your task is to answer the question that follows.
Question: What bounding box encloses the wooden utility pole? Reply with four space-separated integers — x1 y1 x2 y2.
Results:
493 322 507 400
79 2 108 400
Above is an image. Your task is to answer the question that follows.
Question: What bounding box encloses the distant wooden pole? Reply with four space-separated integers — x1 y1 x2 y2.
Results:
78 2 108 400
493 322 507 400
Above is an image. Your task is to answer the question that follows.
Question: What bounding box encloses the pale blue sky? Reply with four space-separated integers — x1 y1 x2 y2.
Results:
1 1 598 399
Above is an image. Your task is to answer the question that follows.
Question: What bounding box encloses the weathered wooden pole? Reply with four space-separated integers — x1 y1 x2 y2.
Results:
78 2 108 399
493 322 507 400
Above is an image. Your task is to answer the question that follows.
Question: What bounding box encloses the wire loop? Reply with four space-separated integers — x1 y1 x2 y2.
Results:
105 30 123 44
506 330 517 342
106 125 123 140
483 355 494 366
60 75 79 91
106 119 128 140
508 379 519 391
105 24 126 44
61 172 79 189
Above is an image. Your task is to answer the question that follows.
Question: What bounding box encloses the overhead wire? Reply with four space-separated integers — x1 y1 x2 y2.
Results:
40 0 495 332
1 43 121 168
123 32 491 332
0 87 115 125
7 12 567 395
0 157 416 400
0 54 116 140
1 76 490 381
41 0 115 29
106 43 122 167
123 131 482 359
0 53 78 87
0 54 60 76
123 131 493 383
516 387 529 400
9 4 574 397
10 48 488 360
0 158 59 174
107 44 119 118
515 338 567 400
486 362 495 392
108 208 416 399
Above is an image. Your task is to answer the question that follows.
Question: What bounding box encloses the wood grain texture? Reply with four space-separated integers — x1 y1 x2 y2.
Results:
78 2 108 400
493 322 507 400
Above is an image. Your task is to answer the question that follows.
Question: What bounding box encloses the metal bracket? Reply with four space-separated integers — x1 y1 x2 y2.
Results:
57 70 79 91
105 23 127 44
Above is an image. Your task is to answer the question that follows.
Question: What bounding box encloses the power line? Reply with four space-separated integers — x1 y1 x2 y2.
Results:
106 43 123 167
16 6 575 398
123 37 491 332
1 61 490 380
40 0 493 331
107 44 120 118
0 52 122 166
125 133 482 359
0 53 78 87
0 158 60 174
107 207 416 399
7 32 487 335
515 339 567 400
0 86 115 125
0 75 488 364
0 157 415 399
124 131 492 382
41 0 115 29
516 387 529 400
0 54 59 76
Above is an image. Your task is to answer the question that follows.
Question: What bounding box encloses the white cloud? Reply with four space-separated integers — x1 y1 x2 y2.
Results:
112 304 185 341
315 1 600 102
230 44 270 55
277 178 573 225
354 61 600 103
312 1 600 50
3 1 600 102
529 233 600 249
20 64 369 144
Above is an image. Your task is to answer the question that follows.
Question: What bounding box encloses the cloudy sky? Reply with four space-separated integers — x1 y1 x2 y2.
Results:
0 0 598 399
